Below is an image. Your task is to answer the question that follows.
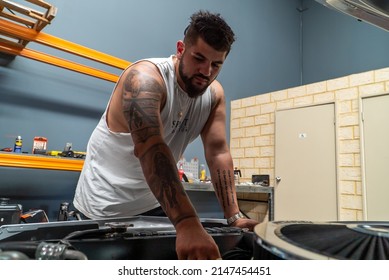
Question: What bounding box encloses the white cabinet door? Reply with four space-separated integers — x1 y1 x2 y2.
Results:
275 103 337 221
362 94 389 221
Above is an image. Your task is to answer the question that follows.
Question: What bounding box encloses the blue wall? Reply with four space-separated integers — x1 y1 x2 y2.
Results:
0 0 301 154
302 0 389 84
1 0 388 219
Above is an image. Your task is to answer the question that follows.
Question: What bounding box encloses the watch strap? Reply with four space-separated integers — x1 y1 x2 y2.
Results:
226 212 244 225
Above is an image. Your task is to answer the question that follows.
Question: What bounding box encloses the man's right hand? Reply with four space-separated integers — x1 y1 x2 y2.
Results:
175 217 221 260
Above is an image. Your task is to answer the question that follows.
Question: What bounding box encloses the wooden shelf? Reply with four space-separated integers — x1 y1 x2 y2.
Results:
0 152 84 171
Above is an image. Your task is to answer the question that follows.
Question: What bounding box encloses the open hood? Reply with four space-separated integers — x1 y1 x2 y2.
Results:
315 0 389 31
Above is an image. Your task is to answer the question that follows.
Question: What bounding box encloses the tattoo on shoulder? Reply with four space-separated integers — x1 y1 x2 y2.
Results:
122 68 166 142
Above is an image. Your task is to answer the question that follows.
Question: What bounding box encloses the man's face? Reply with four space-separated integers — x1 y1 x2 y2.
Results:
177 37 227 98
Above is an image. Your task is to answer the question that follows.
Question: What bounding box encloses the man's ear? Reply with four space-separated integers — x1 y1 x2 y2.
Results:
176 40 185 59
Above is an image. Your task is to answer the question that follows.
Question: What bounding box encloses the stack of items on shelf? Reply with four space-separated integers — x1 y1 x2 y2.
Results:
177 157 201 182
0 135 86 159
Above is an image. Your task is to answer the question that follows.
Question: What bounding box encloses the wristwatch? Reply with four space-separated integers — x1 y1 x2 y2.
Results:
226 212 244 226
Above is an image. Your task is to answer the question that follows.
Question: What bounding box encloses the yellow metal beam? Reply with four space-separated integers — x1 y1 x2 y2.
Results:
0 152 84 171
0 18 131 69
0 41 119 82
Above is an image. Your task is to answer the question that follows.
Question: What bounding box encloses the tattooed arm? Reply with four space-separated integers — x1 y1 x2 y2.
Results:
108 61 220 259
201 80 259 231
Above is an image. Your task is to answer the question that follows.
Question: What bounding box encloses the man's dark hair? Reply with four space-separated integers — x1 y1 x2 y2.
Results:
184 10 236 55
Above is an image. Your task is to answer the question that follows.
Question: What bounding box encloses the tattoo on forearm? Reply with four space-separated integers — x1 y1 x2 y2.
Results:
228 170 235 205
222 170 230 206
214 169 236 209
215 169 226 208
152 151 185 211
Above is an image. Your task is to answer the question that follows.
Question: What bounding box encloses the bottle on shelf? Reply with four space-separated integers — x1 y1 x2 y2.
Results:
200 164 206 181
13 135 22 153
234 167 241 185
178 163 185 181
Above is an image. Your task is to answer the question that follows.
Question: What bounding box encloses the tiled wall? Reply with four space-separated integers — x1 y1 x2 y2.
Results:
232 67 389 221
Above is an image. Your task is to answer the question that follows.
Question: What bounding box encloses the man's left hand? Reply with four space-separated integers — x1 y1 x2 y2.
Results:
231 217 259 231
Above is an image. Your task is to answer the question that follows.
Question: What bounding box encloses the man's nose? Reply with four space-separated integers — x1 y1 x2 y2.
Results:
199 62 212 77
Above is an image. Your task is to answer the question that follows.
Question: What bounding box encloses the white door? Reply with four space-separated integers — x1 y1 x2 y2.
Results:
275 103 337 221
361 94 389 221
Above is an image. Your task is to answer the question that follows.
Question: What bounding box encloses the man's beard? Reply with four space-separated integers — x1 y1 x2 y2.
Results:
178 60 211 98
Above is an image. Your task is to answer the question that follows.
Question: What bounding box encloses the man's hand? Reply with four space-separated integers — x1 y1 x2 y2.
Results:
231 217 259 231
175 217 221 260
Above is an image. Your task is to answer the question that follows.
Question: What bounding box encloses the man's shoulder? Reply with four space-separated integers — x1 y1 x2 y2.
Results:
127 56 173 76
209 80 224 97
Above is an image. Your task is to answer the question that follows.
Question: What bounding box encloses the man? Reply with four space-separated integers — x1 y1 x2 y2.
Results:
74 10 258 260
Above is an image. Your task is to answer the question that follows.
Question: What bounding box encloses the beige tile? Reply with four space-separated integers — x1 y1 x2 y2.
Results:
230 128 245 139
293 95 313 107
350 71 374 87
245 125 261 137
374 67 389 82
261 102 276 114
335 87 358 101
240 137 255 148
245 105 261 116
271 89 287 101
245 147 260 158
359 83 386 96
338 126 354 140
339 139 360 154
255 157 271 168
231 148 245 158
306 81 327 94
231 99 242 109
276 99 294 110
287 85 306 98
338 154 355 167
313 91 335 103
240 158 255 168
340 194 363 210
231 108 245 119
260 123 274 135
255 114 271 125
260 146 274 157
255 135 271 146
240 117 255 127
339 180 356 195
327 76 349 91
230 119 240 129
338 100 352 114
338 113 359 126
338 167 361 181
241 96 256 108
256 94 271 104
230 139 240 148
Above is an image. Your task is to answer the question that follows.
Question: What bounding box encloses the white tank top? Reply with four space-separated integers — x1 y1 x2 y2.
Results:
73 56 212 218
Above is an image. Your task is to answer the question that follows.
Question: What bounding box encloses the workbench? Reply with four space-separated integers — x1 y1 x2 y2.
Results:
183 182 274 221
0 152 274 222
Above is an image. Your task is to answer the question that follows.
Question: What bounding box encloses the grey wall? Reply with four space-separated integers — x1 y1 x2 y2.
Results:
1 0 388 219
